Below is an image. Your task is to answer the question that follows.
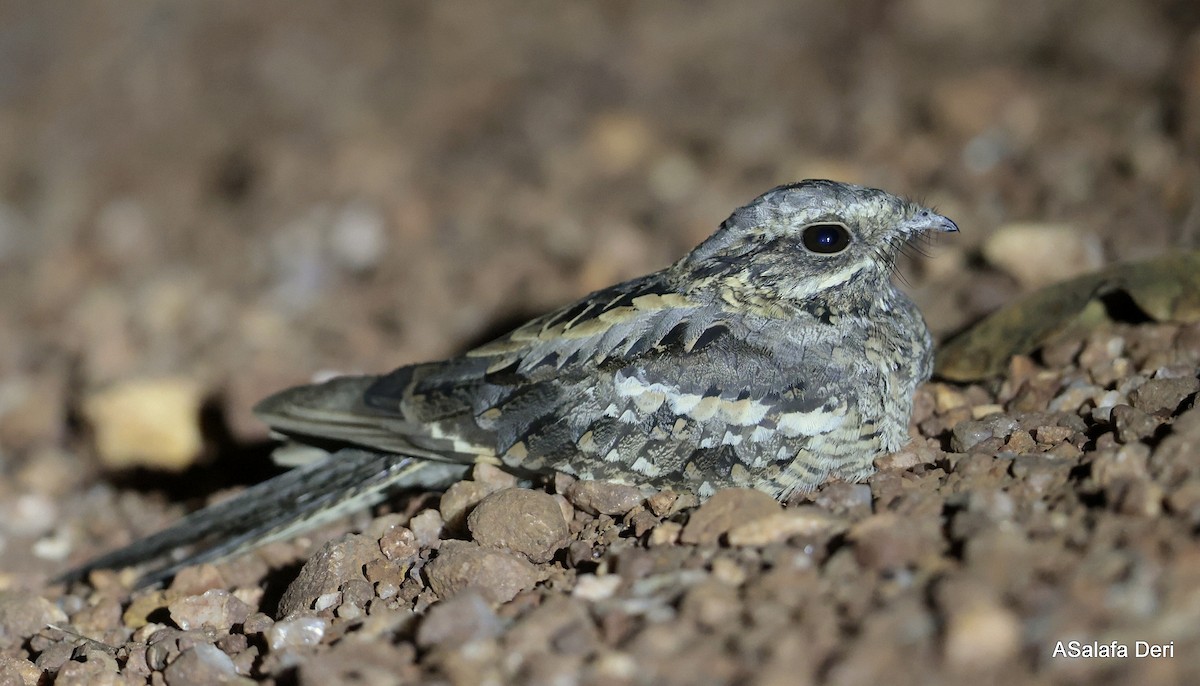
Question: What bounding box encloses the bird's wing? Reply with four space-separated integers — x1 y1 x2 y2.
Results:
254 270 731 464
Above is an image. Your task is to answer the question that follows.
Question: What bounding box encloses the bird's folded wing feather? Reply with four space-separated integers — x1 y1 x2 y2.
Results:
255 271 737 463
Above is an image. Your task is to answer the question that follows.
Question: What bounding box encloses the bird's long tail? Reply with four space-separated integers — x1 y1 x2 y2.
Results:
56 449 468 587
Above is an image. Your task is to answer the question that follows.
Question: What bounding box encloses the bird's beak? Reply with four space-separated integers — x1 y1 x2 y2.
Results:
902 210 959 236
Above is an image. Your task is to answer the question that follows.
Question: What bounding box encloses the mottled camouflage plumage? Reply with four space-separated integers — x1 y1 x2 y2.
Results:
60 180 957 585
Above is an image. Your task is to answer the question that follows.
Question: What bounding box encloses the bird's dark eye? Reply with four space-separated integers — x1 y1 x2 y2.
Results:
801 223 851 254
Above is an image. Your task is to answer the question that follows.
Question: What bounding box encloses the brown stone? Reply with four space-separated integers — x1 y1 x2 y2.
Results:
277 534 381 619
565 480 646 515
424 541 541 604
467 488 570 563
680 488 780 545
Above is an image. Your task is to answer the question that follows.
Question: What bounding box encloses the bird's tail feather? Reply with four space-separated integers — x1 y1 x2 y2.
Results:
57 449 468 587
253 376 450 459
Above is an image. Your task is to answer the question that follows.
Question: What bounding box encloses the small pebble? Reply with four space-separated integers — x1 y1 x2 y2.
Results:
423 541 541 604
1032 425 1074 444
56 649 121 685
726 510 847 546
565 480 646 516
982 222 1102 290
162 643 241 686
1129 377 1199 415
168 589 252 632
277 534 380 618
0 594 68 648
943 602 1022 670
1003 429 1036 454
970 404 1004 419
0 656 40 686
572 574 622 601
681 488 780 545
467 488 570 563
439 480 496 532
82 377 206 471
648 521 683 546
415 590 503 649
378 525 419 563
848 513 940 570
1111 404 1160 443
266 616 328 652
408 509 446 549
951 415 1019 453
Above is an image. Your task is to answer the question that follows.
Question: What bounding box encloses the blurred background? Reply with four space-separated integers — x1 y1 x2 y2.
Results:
0 2 1197 500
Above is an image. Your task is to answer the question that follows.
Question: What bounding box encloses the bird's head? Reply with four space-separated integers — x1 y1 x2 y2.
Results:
677 179 958 305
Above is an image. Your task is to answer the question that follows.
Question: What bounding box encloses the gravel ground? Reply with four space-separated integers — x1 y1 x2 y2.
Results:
1 2 1199 685
7 321 1199 685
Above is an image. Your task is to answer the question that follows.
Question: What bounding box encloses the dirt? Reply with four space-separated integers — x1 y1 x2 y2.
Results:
1 2 1199 685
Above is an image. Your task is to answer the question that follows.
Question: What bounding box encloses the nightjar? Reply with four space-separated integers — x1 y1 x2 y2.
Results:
61 180 957 584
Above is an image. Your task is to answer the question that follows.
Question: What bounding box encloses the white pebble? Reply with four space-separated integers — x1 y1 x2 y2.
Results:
573 574 623 601
313 592 340 612
266 615 328 652
328 202 387 273
982 223 1103 290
